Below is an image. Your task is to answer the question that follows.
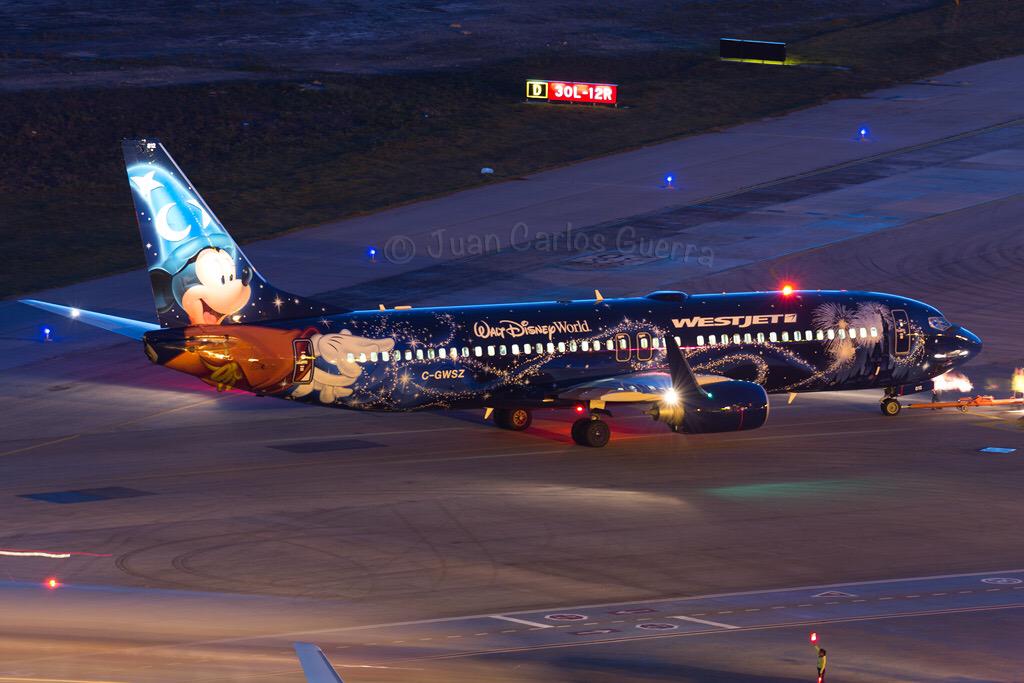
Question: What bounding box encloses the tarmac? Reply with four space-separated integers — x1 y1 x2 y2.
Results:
0 56 1022 682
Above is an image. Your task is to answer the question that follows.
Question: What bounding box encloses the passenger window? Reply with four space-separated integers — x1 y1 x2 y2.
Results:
860 327 868 338
870 327 878 338
461 347 470 357
358 352 367 362
805 330 812 340
794 331 802 342
381 351 390 361
427 348 435 359
639 337 648 349
816 330 824 340
557 341 566 352
581 341 590 351
569 340 578 352
547 342 555 353
733 334 741 344
743 333 752 343
487 345 495 356
827 329 835 340
512 344 520 355
849 328 857 339
438 348 447 358
404 350 413 361
769 331 777 342
838 328 846 339
618 337 627 349
606 340 614 351
346 353 355 362
697 335 705 346
524 343 532 353
674 336 683 347
449 347 457 358
652 337 661 349
499 345 507 355
756 332 765 343
474 346 482 357
370 352 378 362
782 331 790 342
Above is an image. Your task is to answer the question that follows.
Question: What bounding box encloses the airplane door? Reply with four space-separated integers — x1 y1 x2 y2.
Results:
614 333 631 363
891 309 911 356
636 332 653 362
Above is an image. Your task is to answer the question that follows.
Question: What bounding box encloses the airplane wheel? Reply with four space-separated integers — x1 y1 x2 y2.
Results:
495 408 532 431
880 398 901 416
571 418 610 447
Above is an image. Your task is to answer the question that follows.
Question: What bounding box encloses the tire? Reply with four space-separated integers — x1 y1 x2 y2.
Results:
495 408 532 431
880 398 901 416
571 417 610 447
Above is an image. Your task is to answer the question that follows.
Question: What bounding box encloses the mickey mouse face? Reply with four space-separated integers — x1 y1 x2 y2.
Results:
180 248 251 325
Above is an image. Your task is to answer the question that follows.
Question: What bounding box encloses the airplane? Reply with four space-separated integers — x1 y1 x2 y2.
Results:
294 642 344 682
21 139 982 447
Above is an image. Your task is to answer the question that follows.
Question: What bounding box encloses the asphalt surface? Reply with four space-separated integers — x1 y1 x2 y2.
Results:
1 58 1023 682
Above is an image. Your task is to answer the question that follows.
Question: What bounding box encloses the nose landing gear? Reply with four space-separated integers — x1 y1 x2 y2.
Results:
880 397 902 416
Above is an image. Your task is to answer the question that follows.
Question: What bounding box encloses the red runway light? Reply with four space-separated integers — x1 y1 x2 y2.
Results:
781 284 794 296
45 577 59 590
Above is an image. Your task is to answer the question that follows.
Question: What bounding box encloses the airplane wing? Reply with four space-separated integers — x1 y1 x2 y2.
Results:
556 371 732 404
20 299 159 340
294 642 344 683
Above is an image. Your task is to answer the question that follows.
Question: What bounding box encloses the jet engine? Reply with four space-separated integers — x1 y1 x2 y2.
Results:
645 380 769 433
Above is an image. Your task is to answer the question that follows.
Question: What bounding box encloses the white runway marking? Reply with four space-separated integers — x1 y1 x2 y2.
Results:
670 615 739 630
489 615 553 629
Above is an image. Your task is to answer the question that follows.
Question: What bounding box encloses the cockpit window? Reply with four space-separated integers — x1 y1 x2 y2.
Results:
928 316 952 331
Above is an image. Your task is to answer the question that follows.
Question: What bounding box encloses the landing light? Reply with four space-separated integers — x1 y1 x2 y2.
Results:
69 308 81 318
781 284 794 296
662 388 680 406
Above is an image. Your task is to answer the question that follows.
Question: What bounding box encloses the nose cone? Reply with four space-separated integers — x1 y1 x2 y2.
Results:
954 326 982 361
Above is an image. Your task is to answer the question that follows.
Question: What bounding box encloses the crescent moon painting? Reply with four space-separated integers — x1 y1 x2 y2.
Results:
155 202 191 242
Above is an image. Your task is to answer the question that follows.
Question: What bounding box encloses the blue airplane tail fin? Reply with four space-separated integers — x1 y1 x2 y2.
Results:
294 642 344 683
122 139 340 328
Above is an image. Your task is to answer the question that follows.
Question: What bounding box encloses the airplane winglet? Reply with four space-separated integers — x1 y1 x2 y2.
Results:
20 299 159 340
294 642 344 683
594 289 604 302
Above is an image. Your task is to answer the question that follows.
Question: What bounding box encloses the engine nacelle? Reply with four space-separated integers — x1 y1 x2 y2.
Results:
646 380 769 433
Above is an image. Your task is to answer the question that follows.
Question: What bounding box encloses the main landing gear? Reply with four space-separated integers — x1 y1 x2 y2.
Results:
491 406 612 447
493 407 532 431
571 416 611 448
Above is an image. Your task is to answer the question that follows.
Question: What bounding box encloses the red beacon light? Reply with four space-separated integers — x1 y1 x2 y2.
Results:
45 577 60 590
575 404 586 414
781 284 795 296
809 631 817 643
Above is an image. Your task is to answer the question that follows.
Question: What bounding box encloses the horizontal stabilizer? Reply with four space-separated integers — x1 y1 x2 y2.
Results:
294 642 344 683
20 299 159 340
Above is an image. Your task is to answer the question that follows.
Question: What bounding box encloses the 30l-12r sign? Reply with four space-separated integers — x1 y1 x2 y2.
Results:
526 80 618 105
